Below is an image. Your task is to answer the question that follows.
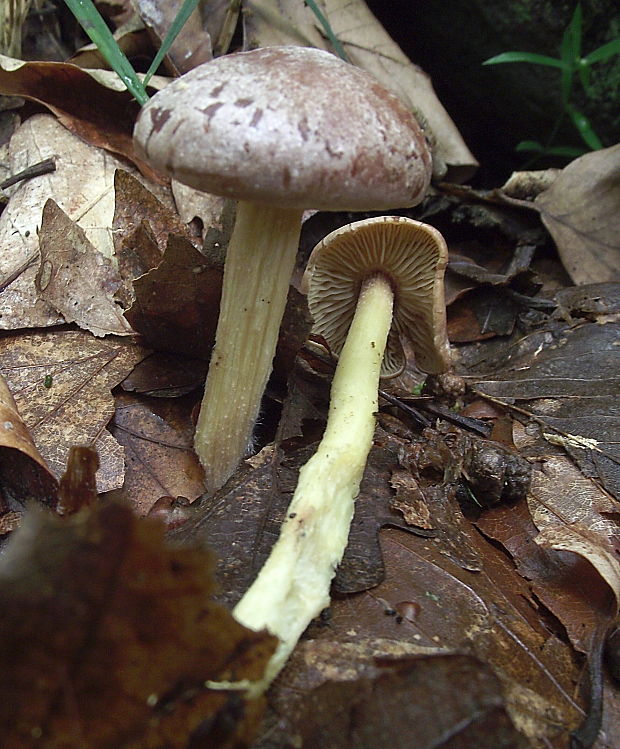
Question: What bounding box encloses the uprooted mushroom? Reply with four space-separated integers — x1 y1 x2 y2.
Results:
133 45 432 494
233 216 451 690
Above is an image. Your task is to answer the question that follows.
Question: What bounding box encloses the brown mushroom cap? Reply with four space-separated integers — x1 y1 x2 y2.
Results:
303 216 451 376
133 46 431 211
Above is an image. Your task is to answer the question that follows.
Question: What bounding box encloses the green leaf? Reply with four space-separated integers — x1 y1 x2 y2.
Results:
561 3 583 63
577 61 592 94
568 107 603 150
583 37 620 65
63 0 148 105
482 51 567 69
515 140 545 153
143 0 201 85
305 0 349 61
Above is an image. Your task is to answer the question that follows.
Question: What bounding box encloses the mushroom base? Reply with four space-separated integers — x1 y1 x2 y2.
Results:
233 275 394 692
194 201 303 493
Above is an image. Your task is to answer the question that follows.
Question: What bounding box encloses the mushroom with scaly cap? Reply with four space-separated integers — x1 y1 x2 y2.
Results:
133 45 432 493
233 216 451 690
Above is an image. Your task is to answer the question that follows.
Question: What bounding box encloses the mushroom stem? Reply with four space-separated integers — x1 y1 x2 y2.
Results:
234 274 394 691
195 201 303 493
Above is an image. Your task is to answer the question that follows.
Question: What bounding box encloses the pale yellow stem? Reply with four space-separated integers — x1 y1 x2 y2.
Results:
234 274 394 691
194 201 303 493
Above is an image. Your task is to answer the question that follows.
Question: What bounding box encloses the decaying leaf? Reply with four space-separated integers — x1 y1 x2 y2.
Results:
113 169 197 274
0 375 58 511
468 309 620 500
36 200 133 337
288 651 528 749
109 391 206 515
535 145 620 284
280 521 585 746
0 115 171 330
0 330 148 492
0 54 151 176
133 0 212 74
530 457 620 628
0 501 275 748
125 233 222 359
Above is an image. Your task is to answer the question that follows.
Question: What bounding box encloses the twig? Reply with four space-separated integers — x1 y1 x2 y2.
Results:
1 157 56 190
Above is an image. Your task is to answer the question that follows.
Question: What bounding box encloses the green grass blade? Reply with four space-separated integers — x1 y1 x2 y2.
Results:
64 0 148 105
583 37 620 65
561 4 582 62
568 107 603 149
305 0 349 62
515 140 545 153
143 0 201 85
578 61 592 94
483 51 567 69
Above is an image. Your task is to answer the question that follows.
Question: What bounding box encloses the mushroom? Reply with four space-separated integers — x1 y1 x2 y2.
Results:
133 46 432 493
233 216 450 689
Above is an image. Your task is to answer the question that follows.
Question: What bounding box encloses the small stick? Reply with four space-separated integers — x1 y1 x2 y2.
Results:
1 157 56 190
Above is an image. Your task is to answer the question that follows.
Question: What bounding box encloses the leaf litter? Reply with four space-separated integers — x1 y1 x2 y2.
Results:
0 451 275 748
0 330 148 493
0 3 619 747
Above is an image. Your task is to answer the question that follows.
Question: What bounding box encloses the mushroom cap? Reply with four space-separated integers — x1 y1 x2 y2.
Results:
303 216 451 376
133 46 431 211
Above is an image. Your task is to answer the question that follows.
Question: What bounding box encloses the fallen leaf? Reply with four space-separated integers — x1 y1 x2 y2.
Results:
390 468 433 529
535 145 620 284
0 115 171 330
292 652 528 749
467 306 620 499
36 200 133 337
0 501 275 748
109 391 206 515
125 233 222 359
530 457 620 625
0 330 148 492
134 0 213 75
0 54 150 176
113 169 197 269
284 523 584 745
121 351 207 398
0 375 58 511
476 499 615 656
171 179 230 232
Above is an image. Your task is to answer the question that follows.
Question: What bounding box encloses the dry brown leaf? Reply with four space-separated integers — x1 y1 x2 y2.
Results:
287 651 528 749
0 501 275 748
125 233 222 359
278 525 584 745
0 115 172 331
529 456 620 622
109 391 206 515
244 0 477 181
0 375 58 510
0 54 153 177
113 169 196 260
36 200 133 337
0 330 148 492
134 0 212 75
535 145 620 284
476 498 614 658
469 314 620 500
